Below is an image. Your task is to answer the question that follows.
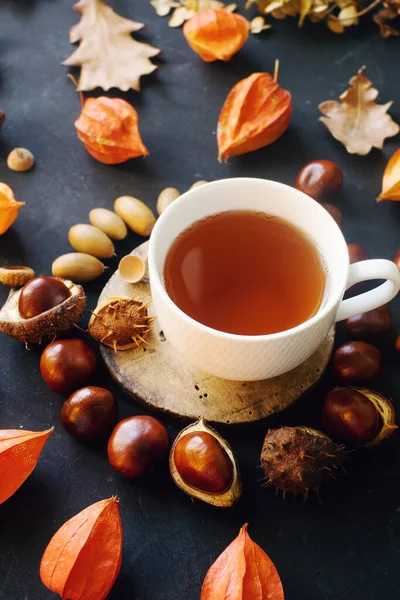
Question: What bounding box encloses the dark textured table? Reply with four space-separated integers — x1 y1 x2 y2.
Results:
1 2 400 599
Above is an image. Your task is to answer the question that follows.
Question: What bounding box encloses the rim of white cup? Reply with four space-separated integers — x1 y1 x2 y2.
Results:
148 178 349 341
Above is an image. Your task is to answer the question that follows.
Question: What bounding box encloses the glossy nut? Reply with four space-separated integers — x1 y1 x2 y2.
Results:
322 387 380 445
333 341 381 383
396 335 400 351
320 203 343 229
89 208 128 241
169 418 241 508
18 276 71 319
61 386 117 441
157 187 180 215
173 431 233 494
107 416 169 478
347 244 370 264
52 253 106 283
40 339 98 395
296 160 343 201
68 224 115 259
345 305 392 339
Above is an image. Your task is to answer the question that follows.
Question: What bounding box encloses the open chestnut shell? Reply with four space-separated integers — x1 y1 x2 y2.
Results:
169 417 241 508
0 278 85 344
354 388 397 446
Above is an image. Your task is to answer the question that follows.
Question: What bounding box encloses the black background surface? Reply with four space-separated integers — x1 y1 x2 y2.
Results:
0 1 400 599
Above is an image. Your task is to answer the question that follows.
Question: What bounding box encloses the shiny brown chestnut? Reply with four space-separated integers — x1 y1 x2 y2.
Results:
173 431 233 494
107 415 169 478
347 244 371 265
40 338 98 395
323 387 397 446
345 306 392 339
18 276 71 319
322 387 380 445
396 335 400 351
61 386 117 441
296 160 343 201
333 341 381 383
170 418 241 508
320 203 343 229
394 250 400 269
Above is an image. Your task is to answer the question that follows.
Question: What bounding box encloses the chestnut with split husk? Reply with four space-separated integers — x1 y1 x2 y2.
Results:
170 418 241 507
0 277 85 344
333 341 381 383
107 415 169 478
61 386 117 441
322 387 397 446
40 339 98 396
345 306 392 339
296 160 343 201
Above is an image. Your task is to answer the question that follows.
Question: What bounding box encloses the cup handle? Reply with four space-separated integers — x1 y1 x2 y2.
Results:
335 259 400 322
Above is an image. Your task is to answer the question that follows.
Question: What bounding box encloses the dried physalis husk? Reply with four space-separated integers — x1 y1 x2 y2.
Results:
217 65 292 162
40 497 122 600
0 428 53 504
352 388 397 446
183 8 249 62
89 296 155 351
201 524 284 600
170 417 241 507
75 97 149 164
0 183 25 235
377 148 400 202
0 266 35 287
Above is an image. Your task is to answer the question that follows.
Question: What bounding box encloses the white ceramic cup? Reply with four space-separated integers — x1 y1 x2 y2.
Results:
148 178 400 381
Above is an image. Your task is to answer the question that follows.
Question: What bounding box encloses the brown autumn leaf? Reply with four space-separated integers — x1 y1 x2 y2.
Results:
319 67 400 156
63 0 161 92
377 149 400 201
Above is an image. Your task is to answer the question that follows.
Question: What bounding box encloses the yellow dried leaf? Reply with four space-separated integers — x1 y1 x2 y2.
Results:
338 4 358 26
169 5 191 25
299 0 313 25
63 0 161 92
373 7 400 37
225 3 238 11
319 67 400 155
266 0 285 12
250 15 272 31
271 7 288 17
327 15 345 31
377 149 400 201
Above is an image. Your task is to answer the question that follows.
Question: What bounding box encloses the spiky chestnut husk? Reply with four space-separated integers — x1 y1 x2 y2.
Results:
0 279 85 344
0 266 35 288
261 426 346 498
89 296 155 352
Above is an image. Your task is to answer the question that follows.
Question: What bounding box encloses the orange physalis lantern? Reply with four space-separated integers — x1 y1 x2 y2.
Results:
183 8 249 63
377 148 400 201
201 524 284 600
0 427 53 504
217 65 292 162
0 183 25 235
75 96 149 164
40 497 123 600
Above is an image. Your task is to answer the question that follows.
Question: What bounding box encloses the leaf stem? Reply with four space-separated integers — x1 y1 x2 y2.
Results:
67 74 84 108
273 59 279 83
332 0 383 21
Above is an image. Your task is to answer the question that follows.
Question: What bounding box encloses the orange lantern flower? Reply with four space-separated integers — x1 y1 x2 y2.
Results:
217 65 292 161
0 183 25 235
183 8 249 62
75 96 149 164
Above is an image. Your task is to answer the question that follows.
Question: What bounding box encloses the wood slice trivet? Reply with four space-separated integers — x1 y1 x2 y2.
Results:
98 242 335 425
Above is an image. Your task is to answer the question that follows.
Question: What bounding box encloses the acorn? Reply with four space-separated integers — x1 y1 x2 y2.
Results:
0 277 85 344
88 296 155 351
0 266 35 288
260 426 346 498
169 418 241 508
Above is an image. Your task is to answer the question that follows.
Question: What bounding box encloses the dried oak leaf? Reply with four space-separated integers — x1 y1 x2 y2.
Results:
63 0 161 92
201 524 284 600
319 67 400 156
377 149 400 201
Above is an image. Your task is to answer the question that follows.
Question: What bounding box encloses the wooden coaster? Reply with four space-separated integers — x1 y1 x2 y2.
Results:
98 242 335 425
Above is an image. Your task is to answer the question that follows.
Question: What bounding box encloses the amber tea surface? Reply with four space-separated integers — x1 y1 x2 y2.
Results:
164 210 326 335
